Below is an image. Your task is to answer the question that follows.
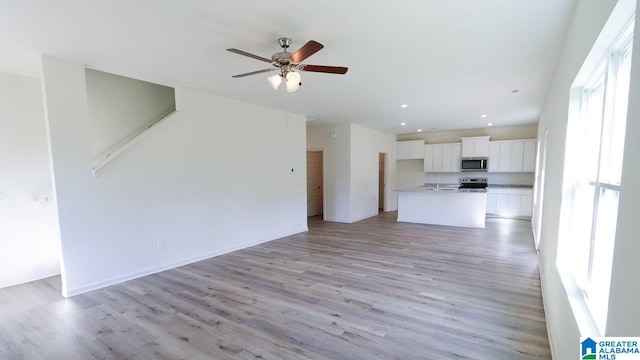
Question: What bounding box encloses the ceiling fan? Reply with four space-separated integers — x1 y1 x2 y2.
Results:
227 37 348 92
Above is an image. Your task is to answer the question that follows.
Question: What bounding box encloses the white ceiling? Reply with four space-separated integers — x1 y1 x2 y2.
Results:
0 0 575 134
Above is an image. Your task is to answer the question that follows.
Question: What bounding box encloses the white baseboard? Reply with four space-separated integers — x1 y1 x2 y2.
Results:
538 253 557 360
0 270 62 290
324 212 379 224
349 212 379 223
62 227 308 297
323 216 352 223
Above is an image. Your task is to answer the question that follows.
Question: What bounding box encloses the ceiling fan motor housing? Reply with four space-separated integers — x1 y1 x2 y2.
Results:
273 38 293 65
271 52 292 64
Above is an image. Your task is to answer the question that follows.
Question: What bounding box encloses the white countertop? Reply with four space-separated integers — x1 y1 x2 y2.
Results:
487 184 533 189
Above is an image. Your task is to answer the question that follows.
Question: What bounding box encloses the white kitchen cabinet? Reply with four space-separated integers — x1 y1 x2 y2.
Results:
486 193 498 214
520 195 533 217
488 143 500 172
451 144 461 172
476 138 490 157
508 195 521 215
397 142 411 159
461 136 490 158
410 141 424 159
424 145 433 172
487 139 537 173
510 141 524 172
396 140 425 160
432 145 443 170
424 143 461 172
486 188 534 218
442 145 452 171
498 142 512 172
523 140 537 172
495 194 510 215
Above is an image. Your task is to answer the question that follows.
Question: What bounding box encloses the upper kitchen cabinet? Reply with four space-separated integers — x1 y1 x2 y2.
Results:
488 139 537 172
396 140 425 160
522 140 536 172
424 143 461 172
461 136 490 157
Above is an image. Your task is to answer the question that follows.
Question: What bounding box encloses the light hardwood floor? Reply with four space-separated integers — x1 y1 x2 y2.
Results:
0 213 551 359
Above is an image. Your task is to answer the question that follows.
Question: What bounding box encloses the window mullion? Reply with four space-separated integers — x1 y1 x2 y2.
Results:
599 182 621 191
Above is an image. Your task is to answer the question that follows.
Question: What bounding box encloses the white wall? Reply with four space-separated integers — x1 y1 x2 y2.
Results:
307 123 397 223
350 124 397 220
607 2 640 334
41 56 307 296
307 123 352 222
398 124 538 143
86 69 175 162
533 0 640 358
0 72 60 288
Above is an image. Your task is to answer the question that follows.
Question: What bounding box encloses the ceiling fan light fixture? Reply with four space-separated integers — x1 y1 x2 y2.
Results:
267 74 282 90
285 71 301 92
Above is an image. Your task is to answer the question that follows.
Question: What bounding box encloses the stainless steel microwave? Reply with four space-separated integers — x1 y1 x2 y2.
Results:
461 157 488 172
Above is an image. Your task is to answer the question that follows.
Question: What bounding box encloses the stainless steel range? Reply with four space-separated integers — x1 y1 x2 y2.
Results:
459 177 488 189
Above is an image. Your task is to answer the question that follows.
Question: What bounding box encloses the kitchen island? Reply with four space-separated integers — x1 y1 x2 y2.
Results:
396 187 487 228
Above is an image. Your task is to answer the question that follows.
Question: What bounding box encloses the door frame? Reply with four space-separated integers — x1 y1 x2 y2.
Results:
533 129 549 250
379 152 387 212
306 149 324 218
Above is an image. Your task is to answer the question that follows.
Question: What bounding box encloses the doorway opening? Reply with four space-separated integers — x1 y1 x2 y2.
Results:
306 151 323 217
379 153 386 211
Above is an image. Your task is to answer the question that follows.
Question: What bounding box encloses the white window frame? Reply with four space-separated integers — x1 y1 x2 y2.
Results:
558 14 634 336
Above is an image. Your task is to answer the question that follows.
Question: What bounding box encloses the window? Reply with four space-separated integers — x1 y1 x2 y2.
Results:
559 17 634 335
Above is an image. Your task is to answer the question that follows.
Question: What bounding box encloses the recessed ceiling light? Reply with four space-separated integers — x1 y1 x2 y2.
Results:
480 114 488 118
400 104 408 108
417 129 423 132
400 122 406 126
487 123 493 127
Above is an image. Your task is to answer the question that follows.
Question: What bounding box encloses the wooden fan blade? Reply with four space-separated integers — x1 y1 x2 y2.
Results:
290 41 324 63
300 65 348 74
232 68 278 78
227 48 272 63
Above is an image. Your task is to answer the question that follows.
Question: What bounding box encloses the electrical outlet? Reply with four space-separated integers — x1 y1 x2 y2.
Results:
157 240 166 249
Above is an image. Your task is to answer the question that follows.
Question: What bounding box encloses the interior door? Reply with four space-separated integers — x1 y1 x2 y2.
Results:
307 151 323 217
379 153 385 210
